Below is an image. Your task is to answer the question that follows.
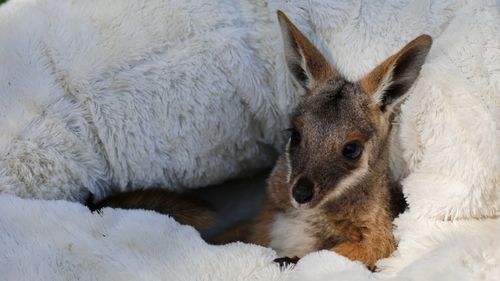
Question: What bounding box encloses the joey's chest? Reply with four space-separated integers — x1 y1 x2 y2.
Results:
268 211 320 258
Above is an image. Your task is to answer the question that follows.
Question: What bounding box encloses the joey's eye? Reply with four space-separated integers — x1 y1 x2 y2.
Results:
282 128 301 146
342 142 363 159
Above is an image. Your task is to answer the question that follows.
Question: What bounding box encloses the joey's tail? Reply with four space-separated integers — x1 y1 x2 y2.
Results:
87 188 215 230
210 220 254 245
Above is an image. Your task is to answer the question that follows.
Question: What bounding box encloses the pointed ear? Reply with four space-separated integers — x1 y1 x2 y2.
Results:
277 10 337 91
360 35 432 113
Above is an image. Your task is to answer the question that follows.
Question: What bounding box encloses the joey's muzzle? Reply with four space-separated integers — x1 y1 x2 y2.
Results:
292 178 314 204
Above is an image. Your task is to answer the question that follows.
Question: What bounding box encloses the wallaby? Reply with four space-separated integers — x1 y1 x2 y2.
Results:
217 11 432 270
89 10 432 270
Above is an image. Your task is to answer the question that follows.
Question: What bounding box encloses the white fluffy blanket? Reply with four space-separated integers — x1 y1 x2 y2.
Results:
0 194 497 281
0 0 499 280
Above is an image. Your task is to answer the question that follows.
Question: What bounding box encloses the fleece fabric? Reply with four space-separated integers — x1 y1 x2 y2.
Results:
0 0 498 280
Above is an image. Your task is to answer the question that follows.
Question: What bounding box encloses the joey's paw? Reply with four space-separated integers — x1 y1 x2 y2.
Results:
273 256 299 269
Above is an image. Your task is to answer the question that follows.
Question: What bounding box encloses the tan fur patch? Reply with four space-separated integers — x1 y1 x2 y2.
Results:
330 221 395 270
346 131 370 143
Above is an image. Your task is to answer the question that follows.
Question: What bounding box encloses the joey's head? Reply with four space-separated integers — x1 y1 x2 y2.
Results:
270 11 432 209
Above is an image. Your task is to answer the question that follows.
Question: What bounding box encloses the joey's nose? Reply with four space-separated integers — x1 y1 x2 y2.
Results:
292 178 314 204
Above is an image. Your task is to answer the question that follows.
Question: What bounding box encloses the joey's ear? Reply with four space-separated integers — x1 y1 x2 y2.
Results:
277 11 337 91
360 35 432 113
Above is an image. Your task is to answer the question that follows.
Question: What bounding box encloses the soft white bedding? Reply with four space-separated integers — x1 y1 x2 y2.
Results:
0 0 498 280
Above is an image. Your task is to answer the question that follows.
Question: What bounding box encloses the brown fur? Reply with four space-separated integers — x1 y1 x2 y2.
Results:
211 220 254 245
89 189 215 230
217 11 431 270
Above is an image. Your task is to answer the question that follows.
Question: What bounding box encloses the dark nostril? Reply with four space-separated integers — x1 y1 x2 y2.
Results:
292 178 314 204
